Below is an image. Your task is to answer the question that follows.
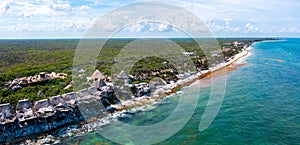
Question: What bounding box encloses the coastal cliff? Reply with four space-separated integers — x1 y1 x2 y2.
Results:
0 93 84 144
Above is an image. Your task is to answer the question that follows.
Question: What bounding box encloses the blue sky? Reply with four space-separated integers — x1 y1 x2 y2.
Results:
0 0 300 38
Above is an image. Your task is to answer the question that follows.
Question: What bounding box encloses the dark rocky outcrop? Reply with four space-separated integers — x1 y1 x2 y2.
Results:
0 70 153 144
0 96 84 144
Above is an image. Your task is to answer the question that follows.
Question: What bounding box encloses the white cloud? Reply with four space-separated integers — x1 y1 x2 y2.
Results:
277 26 300 33
0 3 9 14
79 5 91 11
167 0 300 36
244 23 254 33
206 20 241 33
126 21 174 32
278 27 286 33
0 0 300 38
15 0 74 18
49 2 71 11
157 23 173 32
0 0 99 36
205 20 266 35
225 21 229 26
288 27 300 33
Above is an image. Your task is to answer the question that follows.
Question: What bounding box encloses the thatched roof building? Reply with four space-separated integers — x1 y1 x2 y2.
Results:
117 70 129 79
90 69 105 80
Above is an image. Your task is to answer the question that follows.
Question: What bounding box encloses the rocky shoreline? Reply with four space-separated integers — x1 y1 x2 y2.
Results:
0 93 85 144
107 47 250 113
47 46 252 144
0 41 255 144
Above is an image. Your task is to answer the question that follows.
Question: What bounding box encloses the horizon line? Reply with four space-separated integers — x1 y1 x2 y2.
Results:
0 36 298 40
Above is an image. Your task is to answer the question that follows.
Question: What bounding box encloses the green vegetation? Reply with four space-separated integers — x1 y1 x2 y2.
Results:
0 39 76 105
0 38 269 105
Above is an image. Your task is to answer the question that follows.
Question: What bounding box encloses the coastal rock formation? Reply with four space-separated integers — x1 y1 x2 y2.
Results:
0 69 158 143
0 70 124 143
0 95 84 144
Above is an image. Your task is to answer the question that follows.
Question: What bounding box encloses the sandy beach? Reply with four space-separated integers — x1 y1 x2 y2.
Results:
102 45 252 114
90 45 252 123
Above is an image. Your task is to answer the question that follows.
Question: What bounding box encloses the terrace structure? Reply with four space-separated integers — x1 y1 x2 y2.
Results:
0 103 16 125
0 103 17 142
16 99 36 127
50 95 69 112
34 99 56 119
62 92 76 108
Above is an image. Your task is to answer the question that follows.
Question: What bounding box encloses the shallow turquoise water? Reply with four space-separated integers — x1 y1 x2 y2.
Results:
62 39 300 145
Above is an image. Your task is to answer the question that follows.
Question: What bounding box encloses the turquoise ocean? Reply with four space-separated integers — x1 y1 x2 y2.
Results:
61 39 300 145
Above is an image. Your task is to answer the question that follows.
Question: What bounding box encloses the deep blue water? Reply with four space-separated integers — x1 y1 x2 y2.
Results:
61 39 300 145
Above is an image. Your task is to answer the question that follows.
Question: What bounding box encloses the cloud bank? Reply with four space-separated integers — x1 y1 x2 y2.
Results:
0 0 299 38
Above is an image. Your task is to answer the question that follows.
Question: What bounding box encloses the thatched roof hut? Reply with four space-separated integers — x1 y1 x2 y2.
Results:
117 70 129 79
90 69 105 80
95 79 107 88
